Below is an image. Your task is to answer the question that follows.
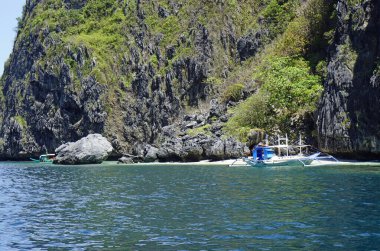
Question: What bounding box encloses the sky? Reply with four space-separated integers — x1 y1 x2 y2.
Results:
0 1 25 76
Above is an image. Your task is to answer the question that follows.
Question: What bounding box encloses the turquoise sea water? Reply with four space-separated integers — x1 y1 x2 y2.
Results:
0 162 380 250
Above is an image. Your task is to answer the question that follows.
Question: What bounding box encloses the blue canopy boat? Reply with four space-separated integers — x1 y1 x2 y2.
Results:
243 135 338 167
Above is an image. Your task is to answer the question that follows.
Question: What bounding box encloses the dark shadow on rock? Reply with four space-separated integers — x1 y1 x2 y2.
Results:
347 0 380 158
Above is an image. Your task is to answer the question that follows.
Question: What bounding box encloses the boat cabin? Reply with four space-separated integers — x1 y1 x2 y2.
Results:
39 154 56 162
252 146 275 160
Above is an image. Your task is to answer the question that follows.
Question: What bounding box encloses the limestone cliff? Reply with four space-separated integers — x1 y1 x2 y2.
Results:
1 0 380 160
317 0 380 158
0 0 265 160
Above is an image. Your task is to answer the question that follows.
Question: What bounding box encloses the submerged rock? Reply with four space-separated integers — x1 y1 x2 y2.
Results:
54 134 113 164
117 156 134 164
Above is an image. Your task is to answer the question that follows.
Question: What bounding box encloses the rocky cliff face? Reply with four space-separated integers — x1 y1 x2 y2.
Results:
2 0 379 160
317 0 380 158
0 0 260 160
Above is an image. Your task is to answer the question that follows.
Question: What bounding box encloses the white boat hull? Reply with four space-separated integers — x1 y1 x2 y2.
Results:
244 153 320 167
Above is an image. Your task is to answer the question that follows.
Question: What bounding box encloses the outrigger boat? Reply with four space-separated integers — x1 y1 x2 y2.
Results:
242 135 339 167
30 154 56 163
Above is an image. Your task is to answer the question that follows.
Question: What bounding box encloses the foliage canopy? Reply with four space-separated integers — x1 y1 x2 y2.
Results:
225 57 322 141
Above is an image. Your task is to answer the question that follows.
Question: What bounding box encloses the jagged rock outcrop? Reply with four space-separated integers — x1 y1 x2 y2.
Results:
141 135 247 162
138 100 248 162
317 0 380 158
237 29 268 61
54 134 113 164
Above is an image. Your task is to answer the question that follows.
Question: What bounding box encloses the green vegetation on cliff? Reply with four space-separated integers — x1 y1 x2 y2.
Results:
0 0 342 158
224 0 336 141
225 57 322 141
15 0 274 87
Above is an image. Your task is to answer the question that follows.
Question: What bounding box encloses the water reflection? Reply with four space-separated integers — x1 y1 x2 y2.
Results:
0 162 379 250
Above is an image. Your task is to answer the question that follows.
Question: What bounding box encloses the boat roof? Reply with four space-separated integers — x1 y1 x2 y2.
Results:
265 144 311 148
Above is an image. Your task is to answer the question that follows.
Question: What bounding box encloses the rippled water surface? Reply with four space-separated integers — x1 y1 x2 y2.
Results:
1 162 380 250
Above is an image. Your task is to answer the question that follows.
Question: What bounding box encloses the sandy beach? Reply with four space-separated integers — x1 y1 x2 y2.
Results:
112 158 380 167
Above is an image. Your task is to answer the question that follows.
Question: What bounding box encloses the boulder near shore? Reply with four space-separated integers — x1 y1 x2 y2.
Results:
54 134 113 165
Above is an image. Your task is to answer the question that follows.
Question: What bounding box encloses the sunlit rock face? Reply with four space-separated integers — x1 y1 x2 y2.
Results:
54 134 113 164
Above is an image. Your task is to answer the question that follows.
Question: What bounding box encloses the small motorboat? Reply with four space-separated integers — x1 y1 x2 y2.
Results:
30 154 56 163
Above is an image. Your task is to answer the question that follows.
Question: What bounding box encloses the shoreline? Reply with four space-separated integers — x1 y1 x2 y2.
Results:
111 159 245 166
1 159 380 167
112 158 380 167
